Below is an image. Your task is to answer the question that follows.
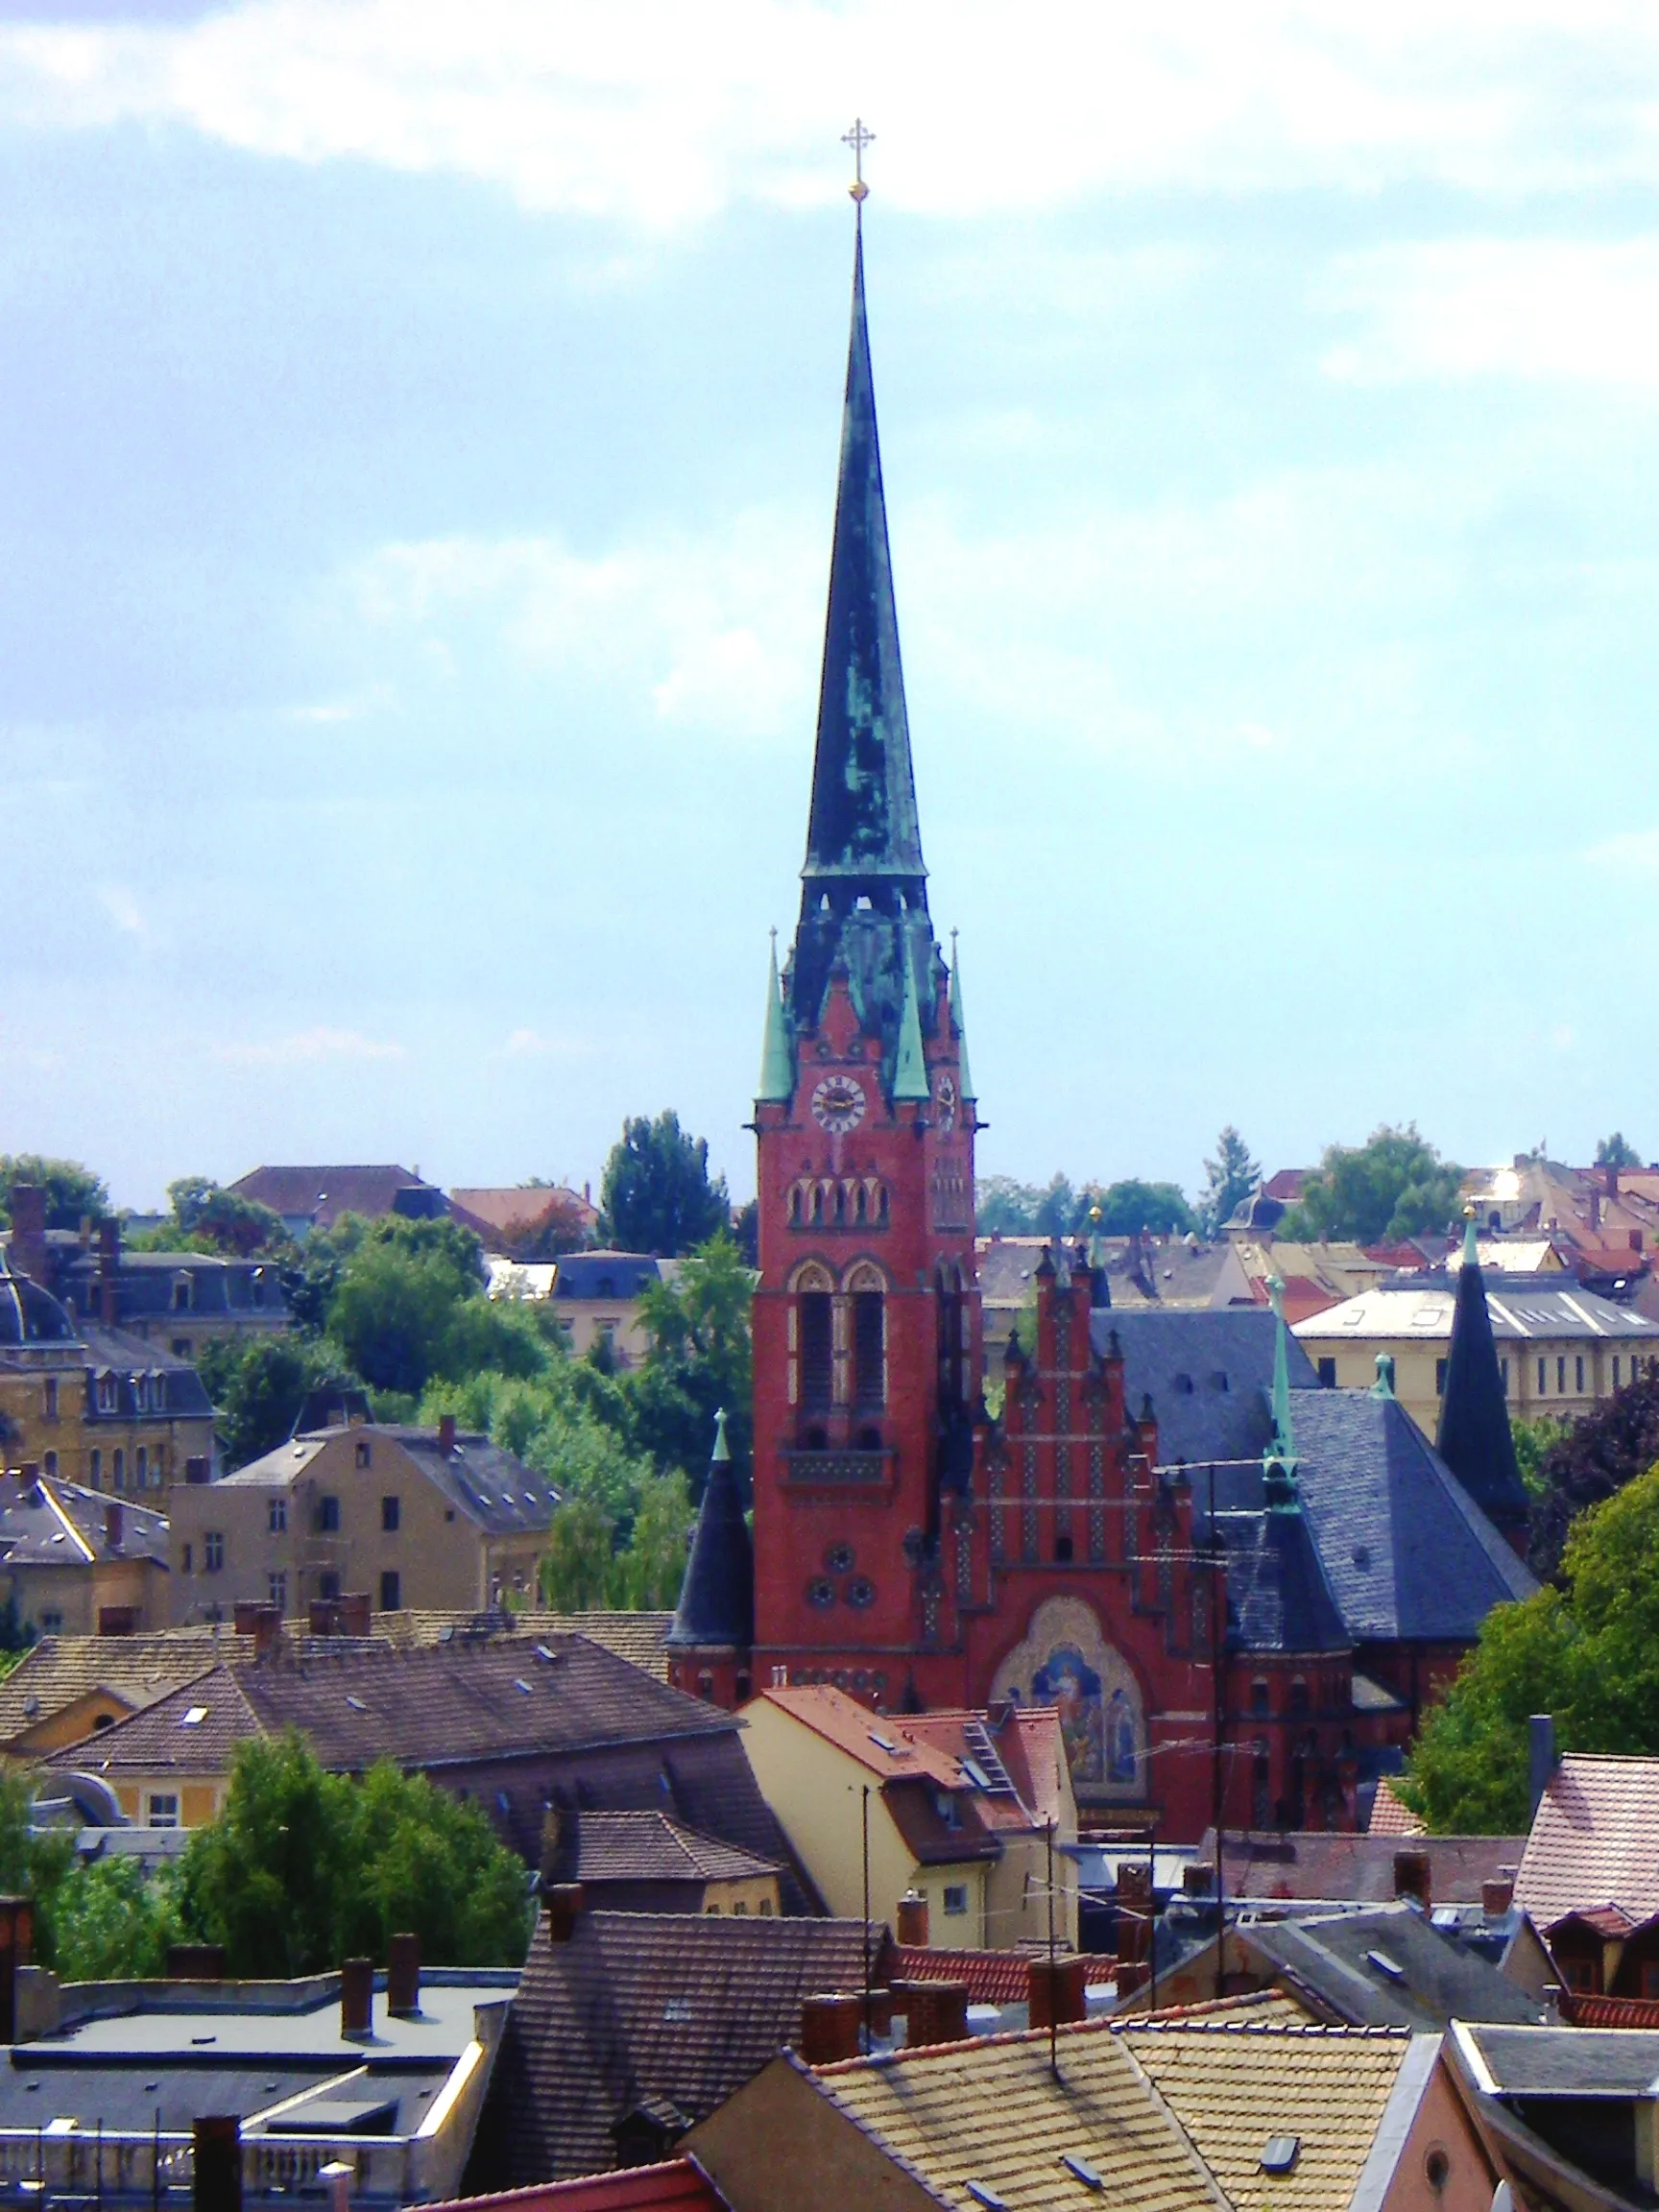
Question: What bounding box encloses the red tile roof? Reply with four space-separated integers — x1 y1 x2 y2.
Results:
1517 1754 1659 1926
425 2159 728 2211
891 1945 1118 2007
1367 1781 1426 1837
1560 1991 1659 2030
1549 1904 1643 1939
1211 1830 1524 1907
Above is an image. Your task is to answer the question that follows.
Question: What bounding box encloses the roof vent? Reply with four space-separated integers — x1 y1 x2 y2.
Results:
515 1678 534 1695
1261 2136 1300 2175
346 1695 368 1713
1060 2152 1103 2191
1365 1949 1406 1982
869 1731 898 1753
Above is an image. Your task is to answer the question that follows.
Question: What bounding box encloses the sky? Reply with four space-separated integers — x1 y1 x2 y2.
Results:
5 1 1659 1212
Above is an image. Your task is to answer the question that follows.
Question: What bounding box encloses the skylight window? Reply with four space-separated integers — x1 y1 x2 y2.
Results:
515 1679 533 1695
1261 2136 1300 2175
966 2185 1011 2212
1060 2152 1104 2191
180 1707 207 1727
1365 1949 1406 1981
346 1695 368 1713
663 1998 692 2022
869 1731 898 1753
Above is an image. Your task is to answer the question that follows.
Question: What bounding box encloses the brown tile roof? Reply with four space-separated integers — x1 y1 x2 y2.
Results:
1211 1831 1525 1907
379 1611 672 1680
1366 1780 1426 1837
228 1165 442 1225
0 1629 230 1750
563 1811 780 1887
42 1664 261 1774
755 1687 963 1788
1516 1754 1659 1926
472 1908 882 2186
448 1188 600 1238
426 2163 728 2212
892 1945 1117 2007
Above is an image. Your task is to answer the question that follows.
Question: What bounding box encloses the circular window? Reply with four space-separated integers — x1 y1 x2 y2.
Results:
1424 2150 1450 2193
846 1576 877 1609
824 1542 855 1575
805 1577 836 1609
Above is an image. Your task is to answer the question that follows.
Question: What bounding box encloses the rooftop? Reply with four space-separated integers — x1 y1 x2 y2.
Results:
1515 1751 1659 1926
1238 1902 1544 2033
1294 1279 1659 1342
555 1810 780 1888
217 1424 562 1539
1206 1831 1525 1908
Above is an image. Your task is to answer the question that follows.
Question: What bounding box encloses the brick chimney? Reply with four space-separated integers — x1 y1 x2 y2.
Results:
1482 1878 1515 1917
545 1884 585 1944
192 2117 241 2212
98 1218 120 1326
1393 1850 1431 1910
340 1956 373 2039
0 1898 33 2045
891 1978 968 2048
799 1991 863 2065
232 1601 281 1658
387 1932 421 2017
896 1889 929 1948
1028 1956 1088 2029
438 1412 456 1455
7 1188 48 1287
105 1501 124 1553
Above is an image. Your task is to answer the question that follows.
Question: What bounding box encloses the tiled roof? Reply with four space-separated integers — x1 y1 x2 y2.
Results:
379 1610 673 1679
43 1664 261 1773
891 1945 1118 2007
1218 1504 1350 1655
1294 1280 1659 1343
447 1189 600 1238
471 1908 881 2186
1088 1308 1319 1472
1238 1904 1544 2032
1549 1903 1642 1938
423 2158 728 2211
754 1687 965 1789
0 1629 230 1748
1367 1780 1425 1837
0 1476 169 1569
228 1165 445 1226
1515 1754 1659 1928
1208 1831 1526 1907
1560 1991 1659 2030
561 1811 780 1887
218 1425 562 1538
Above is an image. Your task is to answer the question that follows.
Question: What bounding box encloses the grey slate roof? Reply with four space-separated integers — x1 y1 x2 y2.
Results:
551 1252 662 1301
1216 1505 1349 1655
55 1249 290 1330
1088 1307 1319 1472
0 1252 79 1349
1460 2022 1659 2095
80 1326 214 1422
1288 1389 1537 1643
218 1424 560 1539
1241 1903 1545 2032
0 1476 169 1568
667 1443 753 1652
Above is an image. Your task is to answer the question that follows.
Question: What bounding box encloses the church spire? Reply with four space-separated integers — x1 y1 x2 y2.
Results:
756 930 793 1104
950 930 974 1101
799 198 926 912
665 1409 754 1654
1436 1207 1530 1543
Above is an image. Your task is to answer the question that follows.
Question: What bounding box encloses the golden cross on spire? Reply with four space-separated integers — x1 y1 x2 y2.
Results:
842 117 874 204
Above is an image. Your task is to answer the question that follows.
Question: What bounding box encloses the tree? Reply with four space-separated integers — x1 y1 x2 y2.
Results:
538 1497 617 1610
630 1233 755 1491
1279 1125 1463 1245
179 1732 529 1975
47 1859 180 1982
1596 1132 1643 1168
1090 1179 1195 1237
0 1156 108 1230
1510 1414 1569 1503
489 1188 592 1261
975 1177 1043 1235
1526 1364 1659 1580
1402 1462 1659 1830
198 1336 353 1471
599 1113 730 1257
326 1219 488 1398
613 1470 696 1608
1198 1126 1260 1237
126 1177 288 1258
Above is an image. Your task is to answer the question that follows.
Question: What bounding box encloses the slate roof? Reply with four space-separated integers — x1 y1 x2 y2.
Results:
1282 1389 1536 1643
551 1254 662 1301
1088 1307 1319 1473
228 1165 447 1230
425 2163 730 2212
1294 1278 1659 1344
558 1811 780 1887
218 1425 562 1539
53 1250 290 1329
0 1628 228 1748
1456 2020 1659 2097
1238 1903 1544 2032
1217 1505 1350 1656
1515 1753 1659 1926
667 1432 752 1652
1207 1831 1525 1907
472 1908 882 2186
0 1251 79 1349
0 1476 169 1569
379 1610 673 1679
79 1326 214 1422
1435 1254 1530 1531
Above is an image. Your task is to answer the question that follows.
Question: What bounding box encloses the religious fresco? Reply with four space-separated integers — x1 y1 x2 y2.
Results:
991 1597 1144 1797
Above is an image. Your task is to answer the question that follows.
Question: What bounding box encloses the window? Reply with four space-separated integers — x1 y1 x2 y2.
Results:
800 1292 833 1413
268 1498 287 1534
97 1375 117 1414
381 1495 400 1533
1500 1358 1509 1393
204 1531 225 1573
1316 1358 1335 1387
1575 1355 1585 1393
112 1450 125 1490
88 1450 101 1489
41 1451 57 1478
852 1291 885 1408
173 1278 191 1312
1288 1676 1310 1717
1435 1358 1447 1396
318 1571 341 1599
1615 1357 1623 1387
181 1543 193 1575
942 1885 969 1916
40 1610 62 1635
1251 1678 1270 1717
1557 1356 1567 1394
135 1447 148 1486
146 1794 180 1829
354 1439 372 1470
379 1571 401 1612
317 1496 340 1533
1054 1533 1074 1563
758 1898 774 1916
171 1339 192 1358
268 1573 287 1613
42 1378 58 1422
1537 1357 1547 1393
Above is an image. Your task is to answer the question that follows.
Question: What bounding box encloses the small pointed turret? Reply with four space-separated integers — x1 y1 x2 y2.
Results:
757 931 793 1104
1264 1277 1301 1511
950 930 974 1102
892 938 928 1102
1437 1208 1529 1543
666 1409 754 1652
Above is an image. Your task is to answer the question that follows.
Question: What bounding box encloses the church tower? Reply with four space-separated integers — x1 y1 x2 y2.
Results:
749 180 982 1702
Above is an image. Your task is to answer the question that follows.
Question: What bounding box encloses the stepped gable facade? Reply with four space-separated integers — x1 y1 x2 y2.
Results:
667 200 1533 1842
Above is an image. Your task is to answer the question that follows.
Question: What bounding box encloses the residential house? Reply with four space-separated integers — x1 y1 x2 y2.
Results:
1448 2019 1659 2209
0 1252 215 1493
1514 1749 1659 2013
381 1609 674 1679
0 1936 512 2208
686 2015 1497 2212
0 1477 169 1637
1295 1274 1659 1438
737 1684 1077 1952
168 1419 561 1624
450 1185 600 1257
542 1809 782 1916
228 1164 451 1238
0 1626 230 1754
465 1897 882 2187
42 1634 803 1877
1204 1830 1526 1912
485 1252 671 1369
1226 1237 1399 1323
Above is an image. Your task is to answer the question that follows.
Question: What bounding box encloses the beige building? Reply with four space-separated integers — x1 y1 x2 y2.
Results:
169 1418 560 1624
1296 1277 1659 1440
487 1251 675 1369
0 1478 170 1638
740 1684 1077 1952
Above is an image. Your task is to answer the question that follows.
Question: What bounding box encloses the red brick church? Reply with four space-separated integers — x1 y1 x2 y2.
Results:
666 202 1535 1843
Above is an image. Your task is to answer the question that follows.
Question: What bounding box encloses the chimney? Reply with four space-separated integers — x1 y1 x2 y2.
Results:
545 1884 585 1944
1028 1956 1088 2030
386 1933 421 2017
98 1217 120 1325
1482 1878 1515 1918
1590 1191 1602 1232
340 1956 373 2039
192 2117 241 2212
341 1592 371 1637
318 2164 353 2212
105 1501 124 1553
1393 1850 1431 1910
896 1889 929 1948
7 1187 48 1286
892 1978 969 2048
184 1455 210 1485
167 1943 227 1982
1116 1958 1148 1997
1528 1714 1559 1823
438 1413 456 1455
232 1601 281 1657
798 1991 863 2066
0 1897 33 2044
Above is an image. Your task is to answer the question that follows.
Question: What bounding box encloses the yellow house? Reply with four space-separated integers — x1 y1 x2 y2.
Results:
0 1478 170 1637
1295 1278 1659 1441
740 1685 1077 1952
168 1418 560 1624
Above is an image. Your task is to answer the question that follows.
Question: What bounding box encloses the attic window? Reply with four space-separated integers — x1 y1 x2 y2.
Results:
869 1731 898 1752
1060 2153 1103 2191
346 1695 368 1713
663 1997 693 2022
180 1706 208 1728
1209 1371 1230 1392
1365 1949 1406 1982
515 1679 534 1695
1173 1374 1194 1396
966 2186 1011 2212
1261 2137 1300 2176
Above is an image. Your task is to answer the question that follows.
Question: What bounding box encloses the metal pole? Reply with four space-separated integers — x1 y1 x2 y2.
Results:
861 1785 872 2051
1046 1817 1058 2082
152 2106 160 2212
1146 1819 1159 2013
97 2116 104 2212
1209 1460 1225 2003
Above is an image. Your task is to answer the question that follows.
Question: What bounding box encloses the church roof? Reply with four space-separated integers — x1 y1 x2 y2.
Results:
1088 1306 1318 1472
666 1413 754 1652
1218 1503 1350 1655
1435 1228 1531 1532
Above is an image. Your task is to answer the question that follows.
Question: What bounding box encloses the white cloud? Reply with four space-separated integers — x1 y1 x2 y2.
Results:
215 1025 406 1064
6 1 1659 227
1326 238 1659 387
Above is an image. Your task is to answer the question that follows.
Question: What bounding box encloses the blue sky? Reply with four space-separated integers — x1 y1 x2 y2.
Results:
4 3 1659 1210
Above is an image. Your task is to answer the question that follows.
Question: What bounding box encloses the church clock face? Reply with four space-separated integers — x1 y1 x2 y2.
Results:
811 1072 867 1135
935 1072 957 1132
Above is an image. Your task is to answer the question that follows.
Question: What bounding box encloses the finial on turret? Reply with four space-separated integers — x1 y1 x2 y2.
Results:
711 1407 730 1463
1461 1202 1479 1272
843 117 875 206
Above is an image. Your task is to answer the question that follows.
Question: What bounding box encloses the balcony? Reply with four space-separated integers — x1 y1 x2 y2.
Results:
783 1447 895 1492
